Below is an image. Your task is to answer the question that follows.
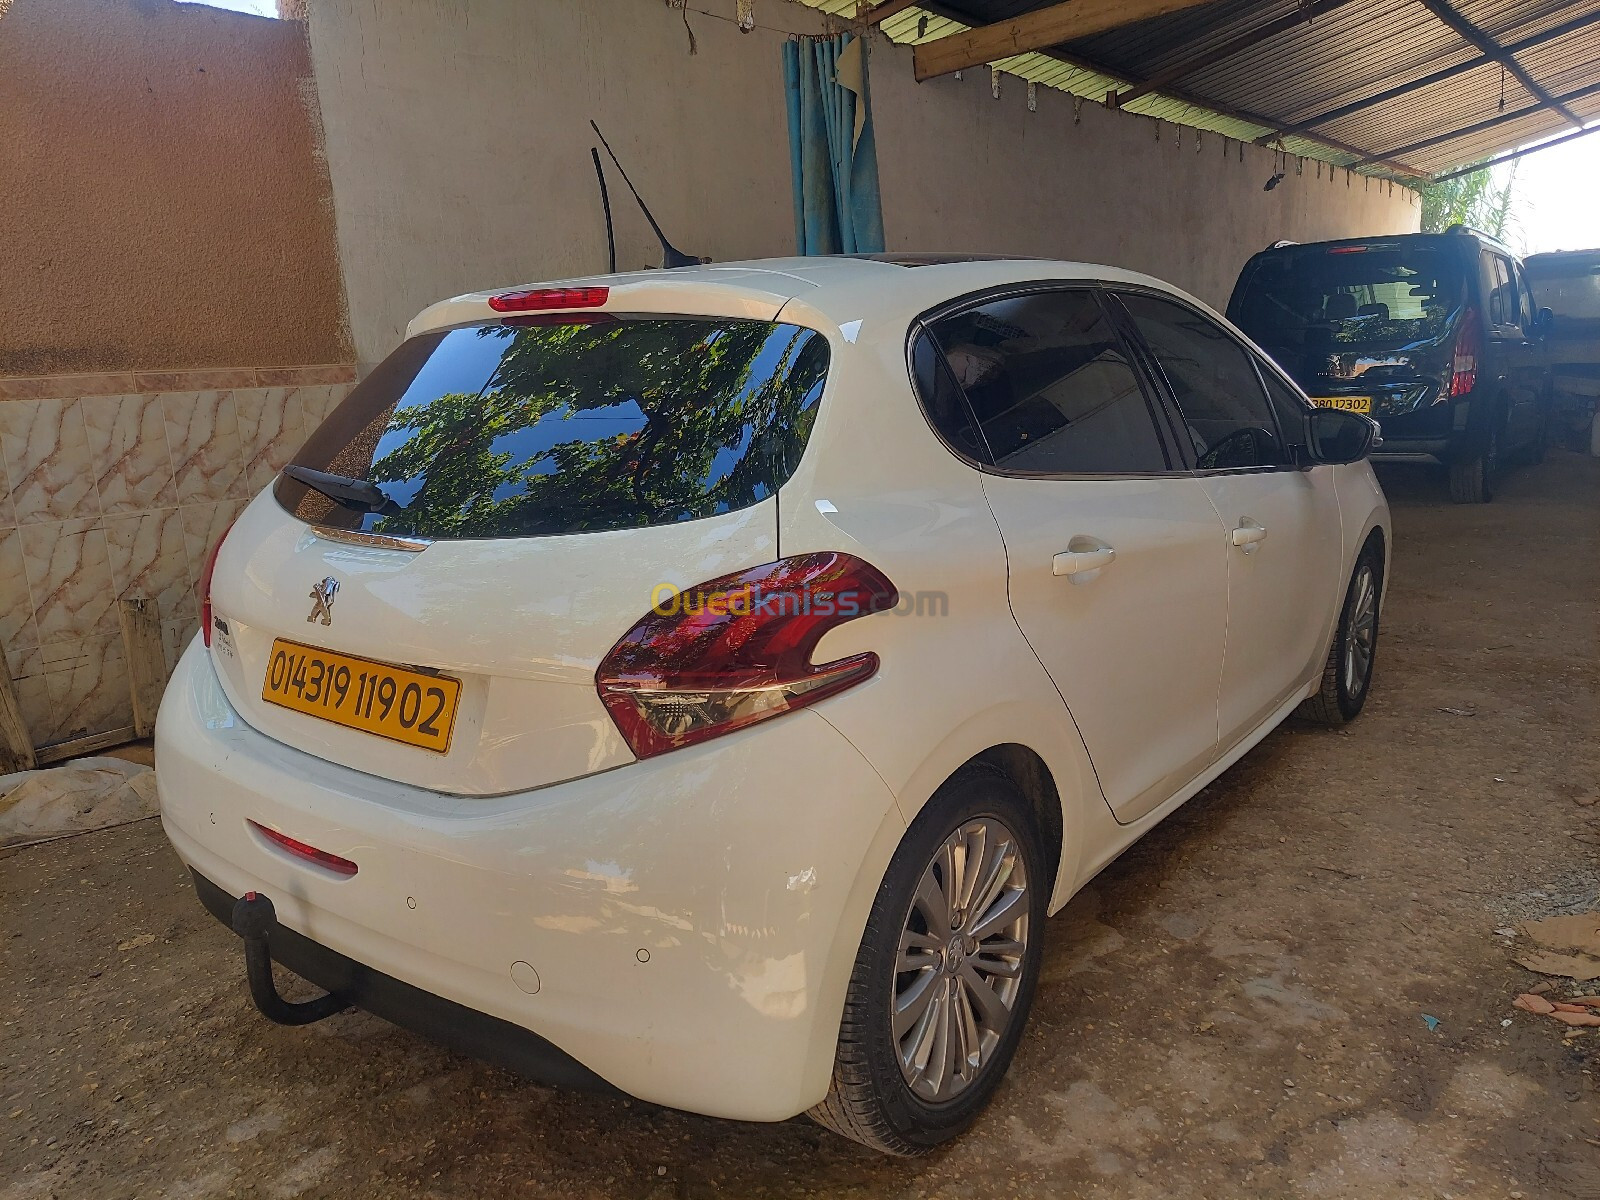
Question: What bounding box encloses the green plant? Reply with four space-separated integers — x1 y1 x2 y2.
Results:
1421 162 1521 244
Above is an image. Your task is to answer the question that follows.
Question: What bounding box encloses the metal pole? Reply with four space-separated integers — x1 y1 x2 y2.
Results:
1433 124 1600 181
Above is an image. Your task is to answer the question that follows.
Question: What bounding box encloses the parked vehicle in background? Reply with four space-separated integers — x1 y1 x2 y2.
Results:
1228 227 1550 503
157 256 1388 1155
1525 248 1600 454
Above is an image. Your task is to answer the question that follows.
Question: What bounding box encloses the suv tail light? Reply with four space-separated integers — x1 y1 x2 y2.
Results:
1449 307 1480 398
198 519 237 648
596 553 898 758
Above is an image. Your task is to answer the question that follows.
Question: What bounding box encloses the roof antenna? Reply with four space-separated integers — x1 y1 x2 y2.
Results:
589 120 701 269
590 147 616 274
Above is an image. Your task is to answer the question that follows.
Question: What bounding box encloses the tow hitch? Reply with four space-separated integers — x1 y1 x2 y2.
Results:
230 892 350 1026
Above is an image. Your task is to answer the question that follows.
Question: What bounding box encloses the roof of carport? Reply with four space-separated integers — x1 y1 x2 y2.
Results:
803 0 1600 181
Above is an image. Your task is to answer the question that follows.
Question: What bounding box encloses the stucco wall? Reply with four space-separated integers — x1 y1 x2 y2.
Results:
872 68 1419 316
306 0 1418 369
0 0 350 375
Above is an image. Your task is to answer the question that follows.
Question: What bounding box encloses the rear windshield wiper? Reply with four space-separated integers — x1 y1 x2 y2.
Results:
282 464 404 516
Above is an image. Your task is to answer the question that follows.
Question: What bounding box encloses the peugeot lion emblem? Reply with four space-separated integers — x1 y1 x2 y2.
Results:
307 576 340 625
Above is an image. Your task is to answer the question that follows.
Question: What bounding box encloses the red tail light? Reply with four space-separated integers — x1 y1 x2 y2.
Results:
198 519 237 648
248 820 359 876
1449 308 1480 398
488 286 609 313
596 553 899 758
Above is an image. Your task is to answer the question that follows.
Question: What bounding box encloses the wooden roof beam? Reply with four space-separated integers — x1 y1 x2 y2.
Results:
854 0 923 27
912 0 1221 82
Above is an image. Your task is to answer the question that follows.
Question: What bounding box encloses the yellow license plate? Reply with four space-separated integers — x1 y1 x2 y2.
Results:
262 639 461 754
1314 395 1373 414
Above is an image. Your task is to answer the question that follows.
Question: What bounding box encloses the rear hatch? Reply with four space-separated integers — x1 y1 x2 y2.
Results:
1229 238 1465 418
205 295 831 794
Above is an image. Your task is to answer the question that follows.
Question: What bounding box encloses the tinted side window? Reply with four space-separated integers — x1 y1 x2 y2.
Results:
1487 255 1514 327
923 290 1171 474
911 328 990 464
1119 292 1286 470
1259 367 1311 445
1512 261 1537 328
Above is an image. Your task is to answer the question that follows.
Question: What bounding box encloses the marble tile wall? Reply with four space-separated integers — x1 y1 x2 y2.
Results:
0 366 355 750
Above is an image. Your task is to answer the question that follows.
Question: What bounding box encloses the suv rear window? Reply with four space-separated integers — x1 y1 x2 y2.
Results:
1232 243 1465 351
275 317 829 540
1526 253 1600 325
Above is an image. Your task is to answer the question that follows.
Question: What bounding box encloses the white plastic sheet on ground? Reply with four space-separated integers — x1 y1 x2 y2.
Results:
0 758 158 849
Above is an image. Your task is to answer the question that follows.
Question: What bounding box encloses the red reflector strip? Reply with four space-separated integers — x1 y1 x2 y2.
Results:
248 820 359 876
1326 246 1370 254
488 286 610 313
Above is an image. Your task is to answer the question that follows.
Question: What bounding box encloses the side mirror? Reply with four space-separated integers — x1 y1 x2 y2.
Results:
1536 306 1556 336
1306 408 1380 464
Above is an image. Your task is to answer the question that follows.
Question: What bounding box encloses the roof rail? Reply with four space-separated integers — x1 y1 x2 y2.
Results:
1269 240 1298 249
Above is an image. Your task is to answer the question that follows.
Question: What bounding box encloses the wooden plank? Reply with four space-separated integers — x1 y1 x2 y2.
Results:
0 645 36 773
913 0 1220 81
118 597 166 740
856 0 922 25
34 726 138 766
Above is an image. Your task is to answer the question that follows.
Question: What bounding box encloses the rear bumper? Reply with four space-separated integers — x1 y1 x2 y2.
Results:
157 639 905 1121
189 870 613 1092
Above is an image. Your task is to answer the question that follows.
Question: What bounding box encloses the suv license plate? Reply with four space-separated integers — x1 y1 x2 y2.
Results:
1314 395 1373 414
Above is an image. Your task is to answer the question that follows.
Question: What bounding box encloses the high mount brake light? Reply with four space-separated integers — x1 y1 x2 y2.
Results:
596 553 899 758
1450 307 1480 398
487 286 610 313
199 519 237 648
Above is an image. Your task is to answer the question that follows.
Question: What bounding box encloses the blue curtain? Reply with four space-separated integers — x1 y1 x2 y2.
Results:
783 34 886 255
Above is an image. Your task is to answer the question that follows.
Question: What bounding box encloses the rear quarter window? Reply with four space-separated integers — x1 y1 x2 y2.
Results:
275 317 829 540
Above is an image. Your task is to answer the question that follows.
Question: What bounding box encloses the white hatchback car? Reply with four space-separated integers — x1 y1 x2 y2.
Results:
158 255 1388 1154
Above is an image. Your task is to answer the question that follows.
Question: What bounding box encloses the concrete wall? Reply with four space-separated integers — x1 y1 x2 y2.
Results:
0 0 350 375
873 70 1420 317
306 0 1419 368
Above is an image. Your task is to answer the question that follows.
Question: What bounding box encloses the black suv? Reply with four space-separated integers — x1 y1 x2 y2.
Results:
1228 227 1549 502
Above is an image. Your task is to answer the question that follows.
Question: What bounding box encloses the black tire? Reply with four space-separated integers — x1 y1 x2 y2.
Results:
1448 422 1499 503
1297 541 1383 726
808 766 1049 1155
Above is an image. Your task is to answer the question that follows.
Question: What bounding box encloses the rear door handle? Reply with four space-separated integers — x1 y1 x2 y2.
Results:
1052 540 1116 577
1231 519 1267 552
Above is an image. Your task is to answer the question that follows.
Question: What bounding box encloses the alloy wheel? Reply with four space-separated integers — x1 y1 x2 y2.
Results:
892 817 1030 1103
1343 562 1377 698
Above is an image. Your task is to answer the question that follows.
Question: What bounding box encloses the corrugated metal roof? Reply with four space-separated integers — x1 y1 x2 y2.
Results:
794 0 1600 179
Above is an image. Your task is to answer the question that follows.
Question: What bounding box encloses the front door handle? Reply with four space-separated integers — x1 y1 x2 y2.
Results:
1053 538 1116 577
1231 519 1267 552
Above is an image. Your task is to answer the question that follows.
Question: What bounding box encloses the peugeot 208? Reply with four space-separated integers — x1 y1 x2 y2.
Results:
158 255 1388 1154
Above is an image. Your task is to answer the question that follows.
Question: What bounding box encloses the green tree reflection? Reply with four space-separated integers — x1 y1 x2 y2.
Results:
366 319 826 539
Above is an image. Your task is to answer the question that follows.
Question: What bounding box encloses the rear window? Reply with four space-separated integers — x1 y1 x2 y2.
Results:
1232 244 1465 351
275 317 829 540
1526 254 1600 323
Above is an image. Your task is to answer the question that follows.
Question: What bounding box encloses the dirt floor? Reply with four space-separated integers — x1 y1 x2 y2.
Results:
4 451 1598 1200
